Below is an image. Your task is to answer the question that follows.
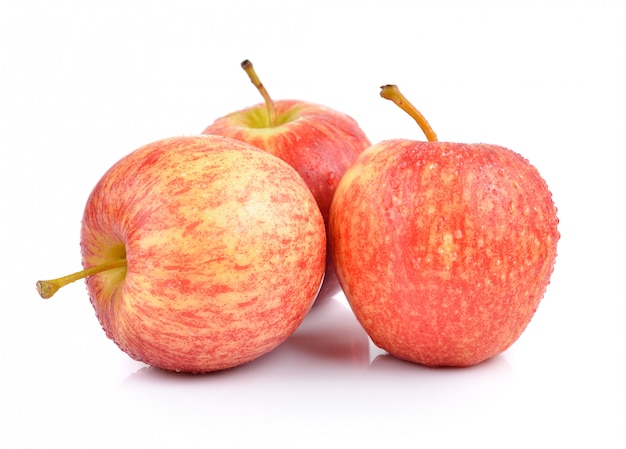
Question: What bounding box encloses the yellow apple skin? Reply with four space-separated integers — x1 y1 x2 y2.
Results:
329 139 559 367
80 135 326 373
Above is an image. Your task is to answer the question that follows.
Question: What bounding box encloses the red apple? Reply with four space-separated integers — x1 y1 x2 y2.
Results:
203 60 371 225
37 135 326 373
203 61 371 301
329 85 560 367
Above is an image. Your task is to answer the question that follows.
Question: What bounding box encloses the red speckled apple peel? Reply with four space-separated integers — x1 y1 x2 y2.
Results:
329 85 559 367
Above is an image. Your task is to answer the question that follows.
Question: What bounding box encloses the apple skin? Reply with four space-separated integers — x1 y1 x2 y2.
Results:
329 139 560 367
202 99 371 225
80 135 326 373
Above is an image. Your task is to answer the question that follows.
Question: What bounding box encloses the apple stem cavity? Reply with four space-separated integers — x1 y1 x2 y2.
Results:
241 59 277 128
36 258 127 299
380 84 438 142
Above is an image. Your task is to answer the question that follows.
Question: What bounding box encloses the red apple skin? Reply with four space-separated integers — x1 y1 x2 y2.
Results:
329 139 560 367
202 99 371 225
80 135 326 373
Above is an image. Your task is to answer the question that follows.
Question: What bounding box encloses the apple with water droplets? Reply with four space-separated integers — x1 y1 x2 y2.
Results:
37 135 326 373
329 85 560 367
203 61 371 299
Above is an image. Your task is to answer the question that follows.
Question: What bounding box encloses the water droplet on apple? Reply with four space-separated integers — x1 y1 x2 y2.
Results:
326 172 337 186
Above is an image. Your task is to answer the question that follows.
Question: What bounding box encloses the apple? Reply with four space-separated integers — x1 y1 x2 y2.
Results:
329 85 560 367
203 60 371 225
203 61 371 300
36 135 327 373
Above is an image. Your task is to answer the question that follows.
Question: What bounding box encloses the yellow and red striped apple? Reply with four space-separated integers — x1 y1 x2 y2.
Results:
37 135 326 373
329 85 560 367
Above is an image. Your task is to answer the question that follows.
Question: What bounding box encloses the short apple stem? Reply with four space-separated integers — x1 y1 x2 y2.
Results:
380 84 438 142
36 258 127 299
241 59 277 128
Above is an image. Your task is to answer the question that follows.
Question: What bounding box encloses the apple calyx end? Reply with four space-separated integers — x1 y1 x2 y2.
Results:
380 84 438 143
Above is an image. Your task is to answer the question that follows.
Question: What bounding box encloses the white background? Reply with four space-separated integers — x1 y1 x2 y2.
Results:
2 0 624 447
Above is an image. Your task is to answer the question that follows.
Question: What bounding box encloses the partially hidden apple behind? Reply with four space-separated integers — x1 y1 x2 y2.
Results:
329 85 560 367
203 60 371 225
37 135 327 373
203 61 371 302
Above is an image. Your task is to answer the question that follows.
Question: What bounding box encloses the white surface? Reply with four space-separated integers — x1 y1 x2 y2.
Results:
2 1 625 447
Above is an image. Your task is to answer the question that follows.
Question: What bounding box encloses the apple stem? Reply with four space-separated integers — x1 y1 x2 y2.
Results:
36 258 127 299
380 84 438 142
241 59 277 128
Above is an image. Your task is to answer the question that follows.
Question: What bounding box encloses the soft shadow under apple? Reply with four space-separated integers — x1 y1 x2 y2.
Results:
361 351 517 410
278 294 370 367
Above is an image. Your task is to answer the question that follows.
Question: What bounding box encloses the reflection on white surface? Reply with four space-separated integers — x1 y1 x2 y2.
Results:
105 298 521 448
364 352 516 410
